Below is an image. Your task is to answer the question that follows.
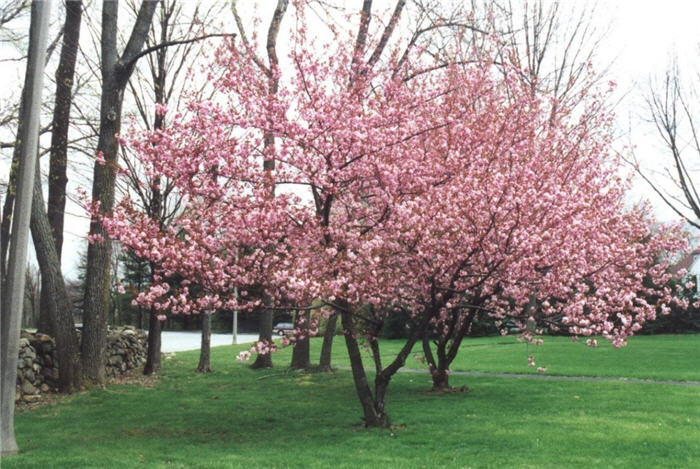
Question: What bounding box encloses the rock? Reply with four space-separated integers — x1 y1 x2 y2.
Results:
42 367 59 381
108 355 123 366
17 327 147 391
23 347 36 360
23 394 42 403
21 381 37 395
35 332 52 342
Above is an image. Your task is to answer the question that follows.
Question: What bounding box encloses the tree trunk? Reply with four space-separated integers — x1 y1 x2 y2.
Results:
233 0 289 371
250 306 273 369
340 310 389 428
422 335 443 388
81 0 158 385
143 308 161 375
318 312 337 371
291 311 310 370
81 89 119 383
37 288 54 335
431 367 450 389
39 0 81 337
1 144 21 293
197 313 212 373
425 309 476 390
31 165 81 393
47 0 82 261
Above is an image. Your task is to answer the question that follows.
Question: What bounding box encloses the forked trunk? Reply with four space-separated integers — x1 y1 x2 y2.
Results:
423 308 475 390
340 310 390 428
81 0 158 386
431 367 450 390
31 166 81 393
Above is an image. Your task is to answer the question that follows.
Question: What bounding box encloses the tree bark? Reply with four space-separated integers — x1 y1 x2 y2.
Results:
431 367 450 389
197 312 212 372
81 0 157 385
1 144 21 293
234 0 288 371
30 165 80 393
250 305 273 369
425 308 476 390
38 0 82 337
340 310 389 428
143 308 161 375
291 311 310 370
318 312 337 371
47 0 81 261
81 78 120 383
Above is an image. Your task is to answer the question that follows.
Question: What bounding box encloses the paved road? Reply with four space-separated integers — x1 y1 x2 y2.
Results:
160 331 259 353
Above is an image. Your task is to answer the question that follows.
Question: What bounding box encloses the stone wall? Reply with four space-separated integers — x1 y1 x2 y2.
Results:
16 326 147 403
104 326 148 377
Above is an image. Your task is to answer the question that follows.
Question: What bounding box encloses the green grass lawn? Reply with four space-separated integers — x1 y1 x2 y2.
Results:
321 333 700 381
4 335 700 468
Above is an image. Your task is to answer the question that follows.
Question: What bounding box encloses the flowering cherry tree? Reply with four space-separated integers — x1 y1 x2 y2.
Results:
380 75 689 389
98 4 687 427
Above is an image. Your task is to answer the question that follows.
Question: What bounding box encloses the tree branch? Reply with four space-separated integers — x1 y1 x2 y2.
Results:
124 33 234 70
120 0 160 66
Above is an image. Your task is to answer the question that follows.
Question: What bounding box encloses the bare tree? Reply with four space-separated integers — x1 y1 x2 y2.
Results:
642 61 700 229
82 0 235 383
46 0 82 270
0 0 30 148
30 157 81 392
25 0 89 395
498 0 609 115
81 0 159 385
34 0 82 353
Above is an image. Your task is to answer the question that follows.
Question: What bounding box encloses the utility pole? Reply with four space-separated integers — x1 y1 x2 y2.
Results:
232 248 239 345
232 287 238 345
1 0 51 457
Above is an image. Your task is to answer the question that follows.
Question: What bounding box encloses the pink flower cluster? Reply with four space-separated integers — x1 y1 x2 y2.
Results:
98 18 688 361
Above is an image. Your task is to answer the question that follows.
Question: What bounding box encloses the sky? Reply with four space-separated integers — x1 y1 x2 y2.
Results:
3 0 700 280
604 0 700 221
